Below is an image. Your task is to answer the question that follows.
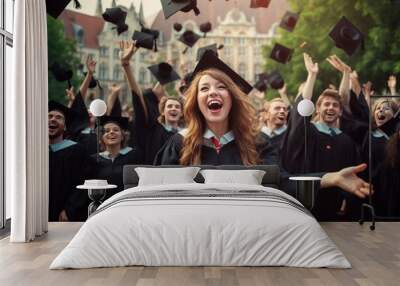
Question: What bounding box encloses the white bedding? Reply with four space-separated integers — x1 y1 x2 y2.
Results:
50 183 351 269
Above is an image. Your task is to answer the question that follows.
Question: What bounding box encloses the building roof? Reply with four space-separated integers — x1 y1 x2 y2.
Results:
60 10 105 49
151 0 289 40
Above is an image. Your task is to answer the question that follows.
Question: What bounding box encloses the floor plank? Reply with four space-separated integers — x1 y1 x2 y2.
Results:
0 222 399 286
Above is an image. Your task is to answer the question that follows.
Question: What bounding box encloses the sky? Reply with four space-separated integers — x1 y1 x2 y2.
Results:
68 0 162 22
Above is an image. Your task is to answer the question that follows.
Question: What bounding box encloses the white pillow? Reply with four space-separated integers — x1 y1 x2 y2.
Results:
135 167 201 186
200 169 266 185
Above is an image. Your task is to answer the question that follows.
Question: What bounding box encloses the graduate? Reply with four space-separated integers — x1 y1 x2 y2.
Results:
260 98 289 162
67 55 98 155
119 40 184 164
91 115 142 199
48 101 90 222
155 50 277 166
281 53 361 220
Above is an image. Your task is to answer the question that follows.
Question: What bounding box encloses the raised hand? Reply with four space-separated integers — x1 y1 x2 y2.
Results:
86 55 97 74
66 86 75 105
119 40 138 66
326 54 351 73
109 83 122 94
303 53 319 75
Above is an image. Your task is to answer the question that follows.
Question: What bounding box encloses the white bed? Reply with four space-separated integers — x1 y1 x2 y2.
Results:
50 183 351 269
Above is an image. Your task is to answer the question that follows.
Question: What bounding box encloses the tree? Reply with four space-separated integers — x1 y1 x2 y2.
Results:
263 0 400 101
47 16 81 103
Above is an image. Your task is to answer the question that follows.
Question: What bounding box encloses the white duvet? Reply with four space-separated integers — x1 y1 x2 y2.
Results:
50 183 351 269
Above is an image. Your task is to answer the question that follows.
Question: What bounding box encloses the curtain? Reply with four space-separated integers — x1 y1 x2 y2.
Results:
7 0 48 242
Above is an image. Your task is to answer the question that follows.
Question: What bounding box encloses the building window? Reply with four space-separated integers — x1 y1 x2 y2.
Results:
255 46 262 57
255 64 263 75
238 47 246 57
224 47 231 58
224 37 232 45
99 63 108 80
113 65 120 80
239 38 246 46
139 67 147 84
113 48 119 60
238 63 247 79
99 46 109 57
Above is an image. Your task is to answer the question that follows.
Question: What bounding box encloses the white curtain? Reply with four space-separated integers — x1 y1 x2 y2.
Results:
7 0 48 242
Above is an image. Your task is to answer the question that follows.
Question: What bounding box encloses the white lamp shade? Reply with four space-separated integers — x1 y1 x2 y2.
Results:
297 99 315 117
89 99 107 117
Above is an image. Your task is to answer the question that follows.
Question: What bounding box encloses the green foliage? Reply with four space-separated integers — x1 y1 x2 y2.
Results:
47 16 81 103
263 0 400 101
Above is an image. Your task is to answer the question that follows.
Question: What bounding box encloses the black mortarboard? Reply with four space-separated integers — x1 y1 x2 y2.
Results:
179 30 201 48
280 11 299 32
191 50 253 94
51 62 73 88
266 71 285 89
173 23 183 32
161 0 200 19
270 43 293 64
46 0 81 19
148 62 181 85
99 115 129 130
102 7 129 35
141 27 160 52
83 72 102 89
254 73 268 92
199 22 212 37
132 31 154 50
250 0 271 8
329 16 364 56
196 44 218 61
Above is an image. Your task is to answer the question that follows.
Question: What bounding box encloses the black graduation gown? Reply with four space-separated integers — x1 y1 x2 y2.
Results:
49 140 91 222
69 91 90 137
90 147 142 200
130 89 178 165
281 97 361 221
259 128 286 166
154 132 277 166
73 129 98 155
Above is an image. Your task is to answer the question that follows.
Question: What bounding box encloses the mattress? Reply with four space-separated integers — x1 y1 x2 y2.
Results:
50 183 351 269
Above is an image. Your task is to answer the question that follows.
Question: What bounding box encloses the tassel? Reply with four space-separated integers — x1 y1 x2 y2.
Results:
183 47 188 54
193 7 200 15
73 0 81 9
154 40 158 52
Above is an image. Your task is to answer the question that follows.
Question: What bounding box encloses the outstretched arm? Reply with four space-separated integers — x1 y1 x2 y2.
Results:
79 55 97 99
106 84 122 115
326 54 351 111
120 40 148 120
302 53 318 100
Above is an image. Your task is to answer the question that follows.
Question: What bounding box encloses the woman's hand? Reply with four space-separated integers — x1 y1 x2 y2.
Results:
119 40 138 67
303 53 319 75
326 54 351 73
86 55 97 75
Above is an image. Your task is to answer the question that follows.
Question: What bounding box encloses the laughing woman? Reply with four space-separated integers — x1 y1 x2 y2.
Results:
155 50 275 166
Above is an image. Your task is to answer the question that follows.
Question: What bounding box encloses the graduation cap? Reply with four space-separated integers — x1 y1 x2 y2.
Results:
266 71 285 89
191 50 253 94
161 0 200 19
46 0 81 19
179 30 201 54
83 72 102 89
270 43 293 64
199 22 212 38
280 11 299 32
51 62 73 88
254 73 268 92
148 62 181 85
99 115 129 131
179 72 194 94
250 0 271 8
141 27 160 52
173 23 183 32
132 30 155 50
196 44 219 61
102 7 129 35
329 16 364 56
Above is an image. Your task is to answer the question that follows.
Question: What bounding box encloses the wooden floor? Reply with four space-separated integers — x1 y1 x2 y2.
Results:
0 222 399 286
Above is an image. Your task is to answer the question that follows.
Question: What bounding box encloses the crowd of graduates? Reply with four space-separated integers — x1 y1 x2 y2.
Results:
48 39 400 223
